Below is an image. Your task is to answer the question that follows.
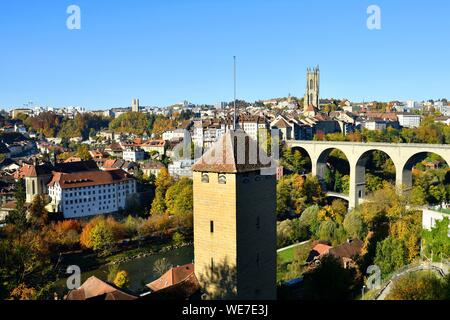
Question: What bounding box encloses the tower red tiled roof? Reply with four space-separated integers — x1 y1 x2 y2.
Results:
192 130 272 173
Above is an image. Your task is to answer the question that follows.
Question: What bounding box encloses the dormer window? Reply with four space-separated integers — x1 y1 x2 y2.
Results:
218 175 227 185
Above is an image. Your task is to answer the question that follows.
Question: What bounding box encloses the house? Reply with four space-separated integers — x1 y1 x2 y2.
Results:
168 159 194 178
47 169 137 219
66 276 137 300
105 142 123 158
306 239 364 269
271 116 293 141
397 113 421 128
306 243 332 263
145 263 200 300
141 160 165 177
141 140 166 157
328 239 364 269
0 200 16 222
123 148 145 162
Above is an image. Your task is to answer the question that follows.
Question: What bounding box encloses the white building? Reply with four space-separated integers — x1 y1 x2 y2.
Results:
162 129 188 141
47 169 136 219
364 119 387 131
397 113 421 128
122 148 145 162
168 159 194 178
422 209 450 237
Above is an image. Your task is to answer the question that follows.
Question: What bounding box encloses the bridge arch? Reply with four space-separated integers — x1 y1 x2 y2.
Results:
354 149 397 200
316 148 350 194
401 152 450 191
288 146 313 174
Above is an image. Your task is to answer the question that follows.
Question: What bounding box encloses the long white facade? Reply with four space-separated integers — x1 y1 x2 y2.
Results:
48 172 136 219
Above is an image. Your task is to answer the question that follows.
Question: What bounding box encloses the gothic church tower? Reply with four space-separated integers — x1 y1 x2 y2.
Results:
304 66 320 110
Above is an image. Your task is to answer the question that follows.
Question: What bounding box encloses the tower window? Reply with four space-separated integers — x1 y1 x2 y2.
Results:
218 175 227 185
201 173 209 183
211 258 214 271
256 252 260 267
210 221 214 233
256 217 260 230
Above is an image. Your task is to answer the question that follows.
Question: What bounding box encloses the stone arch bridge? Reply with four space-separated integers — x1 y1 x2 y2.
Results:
287 141 450 209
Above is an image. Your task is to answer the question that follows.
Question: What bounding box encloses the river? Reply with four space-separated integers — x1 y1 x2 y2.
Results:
55 245 194 296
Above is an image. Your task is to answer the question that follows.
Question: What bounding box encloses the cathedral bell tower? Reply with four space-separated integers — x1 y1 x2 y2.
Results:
304 66 320 110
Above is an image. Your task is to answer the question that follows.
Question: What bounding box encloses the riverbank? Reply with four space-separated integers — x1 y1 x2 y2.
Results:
53 243 194 296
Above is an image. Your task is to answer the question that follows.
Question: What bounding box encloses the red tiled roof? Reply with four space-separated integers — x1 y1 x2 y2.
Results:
306 243 332 262
147 263 195 292
192 130 272 173
66 276 137 301
48 169 133 189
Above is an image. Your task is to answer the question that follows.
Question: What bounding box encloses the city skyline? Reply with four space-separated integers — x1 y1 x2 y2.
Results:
1 0 450 108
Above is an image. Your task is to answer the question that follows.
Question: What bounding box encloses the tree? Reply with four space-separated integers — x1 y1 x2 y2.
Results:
172 232 185 246
8 283 37 300
29 195 49 228
165 178 193 216
109 112 155 135
89 220 115 255
6 180 28 232
150 168 175 216
113 271 129 289
299 205 321 237
374 236 408 277
343 209 366 240
76 144 92 161
422 217 450 260
153 258 172 277
302 254 360 300
387 272 449 300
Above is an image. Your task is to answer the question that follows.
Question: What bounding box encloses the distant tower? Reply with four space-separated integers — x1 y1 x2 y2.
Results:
304 66 320 110
131 98 140 112
192 130 277 300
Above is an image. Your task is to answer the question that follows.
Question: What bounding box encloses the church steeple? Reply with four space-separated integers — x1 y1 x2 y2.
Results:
304 66 320 110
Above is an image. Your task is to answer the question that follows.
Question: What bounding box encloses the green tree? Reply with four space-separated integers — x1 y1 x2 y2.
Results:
422 217 450 260
343 209 366 240
89 220 115 255
374 236 408 277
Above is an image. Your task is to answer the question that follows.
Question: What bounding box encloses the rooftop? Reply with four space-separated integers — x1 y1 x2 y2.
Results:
192 129 272 174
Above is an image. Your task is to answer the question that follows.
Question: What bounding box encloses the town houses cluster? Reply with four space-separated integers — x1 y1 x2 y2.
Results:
1 68 449 223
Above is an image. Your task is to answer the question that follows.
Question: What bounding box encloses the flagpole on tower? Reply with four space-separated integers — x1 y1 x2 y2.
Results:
233 56 237 131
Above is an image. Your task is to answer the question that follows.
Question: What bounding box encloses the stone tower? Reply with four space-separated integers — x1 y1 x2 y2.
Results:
131 98 140 112
192 130 277 300
304 66 320 110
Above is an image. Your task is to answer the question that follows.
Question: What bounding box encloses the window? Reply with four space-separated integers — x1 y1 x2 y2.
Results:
211 258 214 271
210 221 214 233
256 252 260 267
201 173 210 183
256 217 260 230
218 175 227 185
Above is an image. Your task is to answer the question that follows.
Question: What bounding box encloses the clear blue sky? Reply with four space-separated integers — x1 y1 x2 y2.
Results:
0 0 449 109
